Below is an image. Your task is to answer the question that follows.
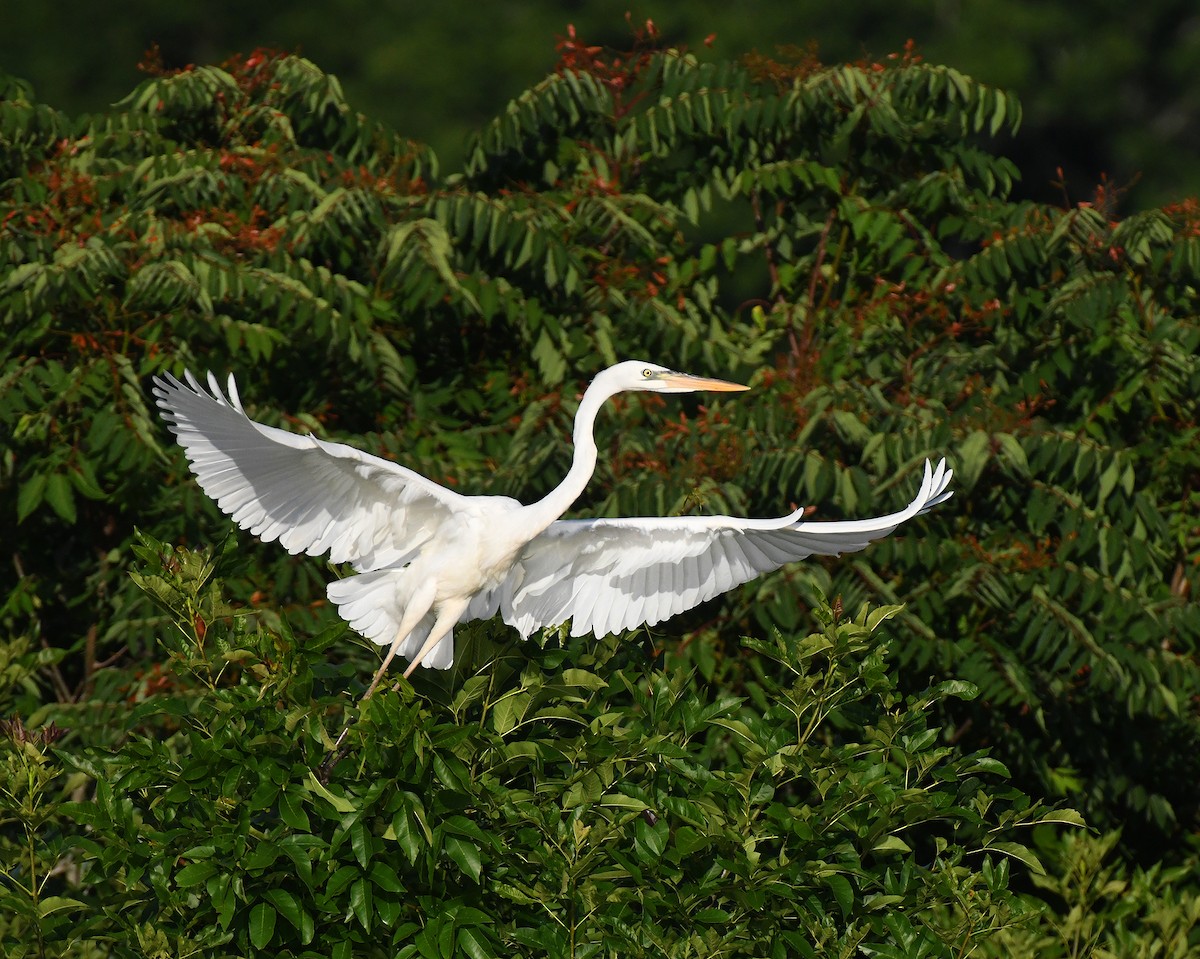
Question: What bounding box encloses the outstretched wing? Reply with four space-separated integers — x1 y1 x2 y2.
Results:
153 370 472 572
500 458 953 639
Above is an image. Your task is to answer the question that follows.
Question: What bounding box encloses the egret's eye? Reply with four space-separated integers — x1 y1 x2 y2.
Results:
642 369 653 378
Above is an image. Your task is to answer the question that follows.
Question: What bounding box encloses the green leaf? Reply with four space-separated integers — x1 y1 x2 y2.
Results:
864 604 904 632
825 874 854 918
279 790 310 830
457 926 495 959
350 877 373 930
350 818 372 868
932 680 979 702
1033 808 1087 828
964 756 1011 777
390 808 422 864
263 889 305 932
996 433 1029 478
956 429 991 487
369 860 404 893
37 896 84 918
249 902 277 950
989 841 1045 874
16 473 47 522
872 836 912 855
445 836 482 882
560 668 608 692
43 472 77 523
175 862 218 887
306 771 358 812
634 817 668 861
491 690 530 735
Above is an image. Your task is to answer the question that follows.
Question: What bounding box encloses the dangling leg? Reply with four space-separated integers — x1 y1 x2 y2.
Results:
361 580 437 701
321 582 436 780
401 597 470 679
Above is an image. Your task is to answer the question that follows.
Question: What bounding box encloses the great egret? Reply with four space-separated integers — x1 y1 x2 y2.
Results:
154 361 952 697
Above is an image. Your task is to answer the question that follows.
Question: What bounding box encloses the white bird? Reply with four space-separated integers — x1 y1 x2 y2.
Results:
153 361 952 698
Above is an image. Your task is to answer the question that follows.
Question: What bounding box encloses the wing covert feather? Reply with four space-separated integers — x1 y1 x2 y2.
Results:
501 458 952 638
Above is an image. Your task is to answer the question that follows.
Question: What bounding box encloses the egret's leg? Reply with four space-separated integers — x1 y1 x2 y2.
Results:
320 584 435 780
402 598 470 678
361 581 437 701
362 629 410 701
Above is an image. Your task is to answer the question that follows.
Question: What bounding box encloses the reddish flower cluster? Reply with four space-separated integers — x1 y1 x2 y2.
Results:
179 205 285 255
554 19 666 118
613 403 746 484
741 42 823 89
1163 197 1200 236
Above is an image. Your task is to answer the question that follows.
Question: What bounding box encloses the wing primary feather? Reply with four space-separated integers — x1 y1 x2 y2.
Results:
660 561 676 621
735 536 775 573
226 373 244 412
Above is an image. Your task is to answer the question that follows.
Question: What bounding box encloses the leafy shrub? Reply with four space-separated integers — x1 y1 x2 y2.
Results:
986 830 1200 959
4 534 1074 957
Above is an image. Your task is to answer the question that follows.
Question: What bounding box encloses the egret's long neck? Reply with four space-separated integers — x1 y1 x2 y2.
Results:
522 377 616 533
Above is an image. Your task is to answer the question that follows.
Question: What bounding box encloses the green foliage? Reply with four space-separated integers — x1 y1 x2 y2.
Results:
985 831 1200 959
0 717 87 959
5 535 1073 956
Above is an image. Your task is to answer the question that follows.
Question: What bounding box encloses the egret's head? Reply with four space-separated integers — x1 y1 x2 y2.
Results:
607 360 750 395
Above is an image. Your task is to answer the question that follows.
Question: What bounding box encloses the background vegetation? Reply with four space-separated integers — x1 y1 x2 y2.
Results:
2 23 1199 957
3 0 1200 209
